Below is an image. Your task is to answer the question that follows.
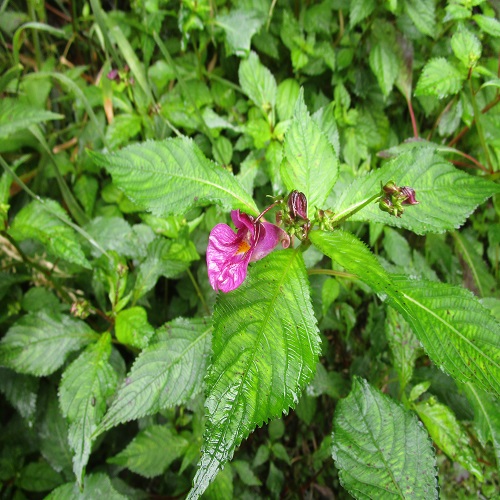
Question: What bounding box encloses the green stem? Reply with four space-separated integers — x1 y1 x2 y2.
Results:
307 268 356 279
187 268 210 316
27 0 42 69
469 79 493 171
330 192 382 227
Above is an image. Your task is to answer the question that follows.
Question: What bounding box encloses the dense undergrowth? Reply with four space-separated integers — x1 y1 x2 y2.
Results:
1 0 500 498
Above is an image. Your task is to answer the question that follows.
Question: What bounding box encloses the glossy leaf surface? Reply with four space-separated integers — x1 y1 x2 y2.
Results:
189 249 320 498
90 137 258 217
332 377 437 498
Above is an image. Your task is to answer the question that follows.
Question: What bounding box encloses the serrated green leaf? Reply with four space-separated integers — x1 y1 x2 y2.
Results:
0 98 63 138
45 472 126 500
239 51 277 117
90 137 258 217
59 333 118 484
333 148 500 234
188 249 320 498
473 14 500 37
451 25 482 68
276 79 300 122
415 58 465 98
369 40 400 97
332 377 438 499
217 9 264 57
281 89 339 214
386 308 422 391
310 230 500 398
115 307 154 349
0 368 38 423
405 0 436 37
108 425 188 478
462 382 500 470
8 199 91 268
97 318 212 433
17 461 63 492
0 312 98 376
414 398 483 480
349 0 375 27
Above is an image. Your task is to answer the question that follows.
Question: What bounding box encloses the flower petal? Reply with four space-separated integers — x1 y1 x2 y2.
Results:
206 223 252 292
231 210 255 234
251 222 290 262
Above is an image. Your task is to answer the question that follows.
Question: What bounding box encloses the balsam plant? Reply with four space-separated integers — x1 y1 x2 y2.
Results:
0 0 500 498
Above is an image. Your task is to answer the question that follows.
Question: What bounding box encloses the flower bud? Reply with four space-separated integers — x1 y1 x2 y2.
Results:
382 180 399 196
287 191 308 221
400 186 419 205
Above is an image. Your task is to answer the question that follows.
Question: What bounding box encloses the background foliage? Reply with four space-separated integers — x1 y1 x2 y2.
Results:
1 0 500 498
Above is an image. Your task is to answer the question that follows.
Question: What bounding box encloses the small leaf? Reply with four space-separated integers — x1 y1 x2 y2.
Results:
414 398 483 480
462 382 500 470
97 318 212 433
217 9 264 57
0 368 38 424
188 249 320 498
8 200 90 268
349 0 375 28
276 79 300 122
369 40 400 97
17 461 63 492
0 312 98 376
451 25 482 68
108 425 188 478
333 148 500 234
233 460 262 486
0 98 63 138
45 472 126 500
281 89 339 214
90 137 258 217
239 51 277 116
472 14 500 38
405 0 436 38
332 377 438 498
115 307 155 349
59 333 118 484
415 58 465 98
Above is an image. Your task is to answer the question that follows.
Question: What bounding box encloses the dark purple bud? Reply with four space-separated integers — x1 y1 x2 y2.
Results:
400 186 419 205
287 191 308 221
382 180 399 196
107 69 120 81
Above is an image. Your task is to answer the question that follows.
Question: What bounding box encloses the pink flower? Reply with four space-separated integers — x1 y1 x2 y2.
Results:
207 210 290 293
400 186 419 205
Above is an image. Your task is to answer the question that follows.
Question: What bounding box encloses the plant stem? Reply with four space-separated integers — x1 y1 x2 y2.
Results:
307 268 356 279
187 269 210 316
330 192 382 227
407 95 419 138
468 79 493 171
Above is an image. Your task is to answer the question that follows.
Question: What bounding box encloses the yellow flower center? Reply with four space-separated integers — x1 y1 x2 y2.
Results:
236 240 251 254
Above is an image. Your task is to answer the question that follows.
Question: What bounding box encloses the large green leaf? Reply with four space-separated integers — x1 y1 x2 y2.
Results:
217 9 264 57
188 249 320 498
310 230 500 398
0 312 98 376
90 137 258 217
332 148 500 234
332 377 437 498
238 51 277 116
415 58 464 98
59 333 118 485
369 40 400 97
462 382 500 470
414 398 483 480
8 200 91 268
96 318 212 433
0 98 63 138
281 90 339 215
108 425 188 478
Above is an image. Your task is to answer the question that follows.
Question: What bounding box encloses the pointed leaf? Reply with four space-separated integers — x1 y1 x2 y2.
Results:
281 90 339 215
238 51 277 116
451 26 482 68
90 137 258 217
217 10 264 57
97 318 212 433
462 382 500 470
369 40 400 97
0 312 98 376
333 148 500 234
349 0 375 28
189 249 320 498
414 398 483 480
405 0 436 38
45 472 126 500
8 200 90 268
0 368 38 424
0 98 63 138
108 425 188 478
332 377 438 498
115 307 155 349
415 58 465 98
59 333 118 484
310 230 500 398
